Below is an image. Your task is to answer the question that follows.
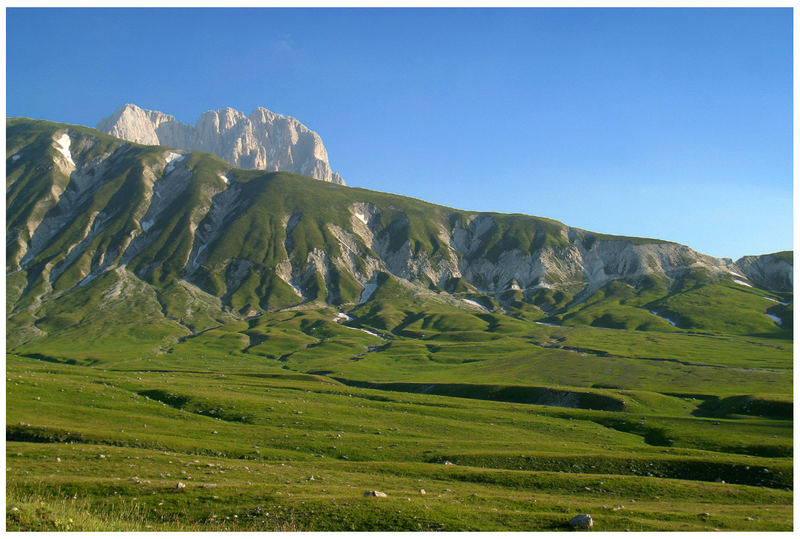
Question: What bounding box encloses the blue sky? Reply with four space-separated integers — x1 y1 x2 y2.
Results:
6 7 792 259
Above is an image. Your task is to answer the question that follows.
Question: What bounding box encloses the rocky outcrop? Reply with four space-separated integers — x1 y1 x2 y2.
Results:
569 514 593 529
96 105 177 146
735 252 793 291
97 104 345 184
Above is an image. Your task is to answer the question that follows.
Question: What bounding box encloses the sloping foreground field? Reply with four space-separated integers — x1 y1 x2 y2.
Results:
6 308 793 531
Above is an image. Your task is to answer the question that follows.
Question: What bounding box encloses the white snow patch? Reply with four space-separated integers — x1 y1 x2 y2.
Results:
765 313 782 326
287 279 305 299
333 312 352 323
355 212 368 225
353 327 382 338
164 152 185 173
535 321 560 327
461 298 488 312
141 219 155 232
191 244 208 270
11 153 21 161
77 273 99 287
218 174 229 184
53 133 74 167
732 279 753 288
760 296 790 306
649 310 679 327
726 269 747 279
358 282 378 304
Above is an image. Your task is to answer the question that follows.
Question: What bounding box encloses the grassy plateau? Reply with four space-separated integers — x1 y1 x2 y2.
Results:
6 305 793 531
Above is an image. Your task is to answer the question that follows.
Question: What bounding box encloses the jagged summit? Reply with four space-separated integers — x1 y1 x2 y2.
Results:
97 103 345 184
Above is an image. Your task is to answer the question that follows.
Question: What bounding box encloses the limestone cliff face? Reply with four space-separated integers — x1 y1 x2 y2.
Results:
734 252 793 291
97 104 345 184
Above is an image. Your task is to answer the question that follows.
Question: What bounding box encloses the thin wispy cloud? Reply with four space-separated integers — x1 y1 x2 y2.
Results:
271 36 294 54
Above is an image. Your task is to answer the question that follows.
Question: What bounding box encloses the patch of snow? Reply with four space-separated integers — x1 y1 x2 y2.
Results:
53 133 75 167
649 311 679 327
164 152 185 173
732 279 753 288
355 212 368 225
77 273 99 287
760 296 790 306
141 219 155 232
726 269 747 279
358 282 378 304
218 174 229 184
352 327 382 338
11 153 21 161
333 312 352 323
461 298 488 312
765 313 782 326
535 321 560 327
190 244 208 270
286 279 305 299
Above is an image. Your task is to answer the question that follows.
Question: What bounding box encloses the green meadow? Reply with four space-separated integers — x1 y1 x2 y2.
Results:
6 303 793 531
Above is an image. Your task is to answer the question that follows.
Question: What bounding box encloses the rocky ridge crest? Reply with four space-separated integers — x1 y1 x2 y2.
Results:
97 104 345 184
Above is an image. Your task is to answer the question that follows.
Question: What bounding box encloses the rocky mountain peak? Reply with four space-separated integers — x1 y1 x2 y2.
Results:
97 104 345 184
96 103 175 146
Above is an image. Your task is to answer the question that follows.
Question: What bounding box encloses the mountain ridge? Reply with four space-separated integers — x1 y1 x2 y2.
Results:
97 103 345 184
6 118 792 353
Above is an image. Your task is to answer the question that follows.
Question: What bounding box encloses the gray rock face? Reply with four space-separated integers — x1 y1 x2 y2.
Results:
734 252 793 291
569 514 593 529
97 104 345 184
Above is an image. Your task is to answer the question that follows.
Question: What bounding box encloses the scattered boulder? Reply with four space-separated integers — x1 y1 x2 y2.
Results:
363 490 388 497
202 483 217 489
443 460 455 466
418 489 426 495
176 482 186 489
569 514 593 529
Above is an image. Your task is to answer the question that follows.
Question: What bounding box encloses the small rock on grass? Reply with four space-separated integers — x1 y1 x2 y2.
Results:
363 490 387 497
176 482 186 489
569 514 593 529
